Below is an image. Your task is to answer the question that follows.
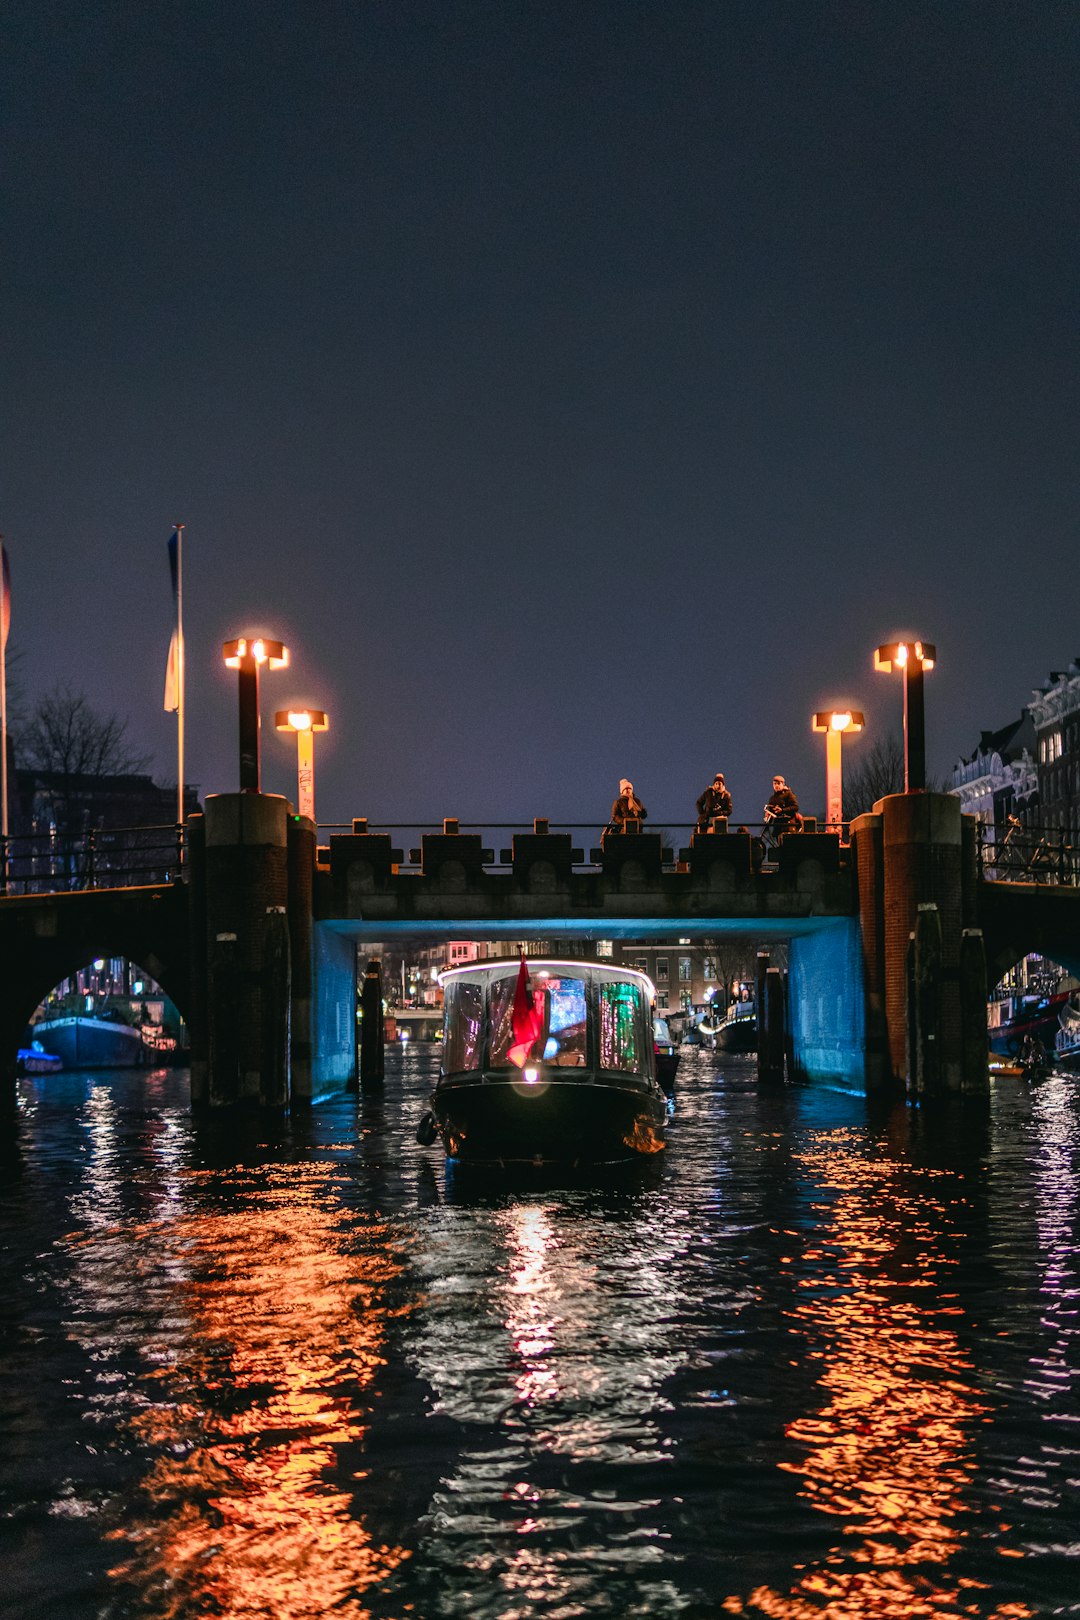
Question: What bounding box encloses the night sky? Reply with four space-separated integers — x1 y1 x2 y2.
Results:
2 1 1078 829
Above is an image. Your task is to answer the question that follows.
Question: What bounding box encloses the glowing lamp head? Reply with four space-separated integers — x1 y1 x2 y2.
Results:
523 1066 539 1085
812 710 865 734
874 640 935 674
275 708 329 733
223 635 289 670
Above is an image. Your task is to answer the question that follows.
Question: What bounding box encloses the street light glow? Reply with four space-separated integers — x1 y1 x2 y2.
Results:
275 709 329 734
274 708 329 821
223 636 289 670
874 638 936 791
812 710 865 832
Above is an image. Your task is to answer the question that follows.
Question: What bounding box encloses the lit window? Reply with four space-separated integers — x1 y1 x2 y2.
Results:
679 957 692 982
655 956 668 980
703 958 716 981
442 979 482 1072
596 940 613 958
599 981 643 1072
488 974 587 1068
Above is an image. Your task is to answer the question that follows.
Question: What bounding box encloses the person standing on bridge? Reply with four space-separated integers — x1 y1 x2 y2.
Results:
763 775 802 843
609 778 647 832
696 771 733 831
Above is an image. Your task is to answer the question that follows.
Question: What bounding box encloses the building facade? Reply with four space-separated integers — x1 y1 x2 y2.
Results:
1029 662 1080 837
950 712 1039 842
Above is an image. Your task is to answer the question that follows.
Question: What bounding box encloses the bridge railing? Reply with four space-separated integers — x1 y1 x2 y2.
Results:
315 818 826 871
977 824 1080 886
0 822 187 897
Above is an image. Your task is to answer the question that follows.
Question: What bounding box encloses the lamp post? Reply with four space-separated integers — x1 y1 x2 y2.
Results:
811 710 864 832
222 636 289 792
873 639 935 792
274 708 329 822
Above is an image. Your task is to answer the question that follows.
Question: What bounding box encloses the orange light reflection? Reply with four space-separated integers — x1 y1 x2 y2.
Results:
103 1167 411 1619
723 1132 1032 1619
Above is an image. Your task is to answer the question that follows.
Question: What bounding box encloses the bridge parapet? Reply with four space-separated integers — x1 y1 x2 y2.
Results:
319 824 856 925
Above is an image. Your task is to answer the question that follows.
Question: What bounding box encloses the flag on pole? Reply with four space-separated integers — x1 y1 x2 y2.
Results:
164 526 182 710
164 629 180 711
0 542 10 650
508 953 542 1069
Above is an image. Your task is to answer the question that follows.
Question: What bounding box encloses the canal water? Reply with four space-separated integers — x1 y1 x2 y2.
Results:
1 1050 1077 1619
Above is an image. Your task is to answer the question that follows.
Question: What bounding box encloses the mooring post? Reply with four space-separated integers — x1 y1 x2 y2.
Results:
760 967 786 1083
960 927 990 1095
755 948 770 1081
880 793 965 1094
910 902 943 1097
359 956 385 1090
185 810 209 1107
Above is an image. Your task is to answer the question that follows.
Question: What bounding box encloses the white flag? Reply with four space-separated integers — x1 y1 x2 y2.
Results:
164 629 180 712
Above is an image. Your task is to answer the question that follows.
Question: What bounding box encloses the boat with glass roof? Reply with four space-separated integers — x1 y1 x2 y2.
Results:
417 958 668 1164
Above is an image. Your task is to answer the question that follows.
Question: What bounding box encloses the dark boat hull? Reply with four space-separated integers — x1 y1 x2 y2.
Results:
714 1017 757 1054
431 1074 667 1164
989 992 1069 1056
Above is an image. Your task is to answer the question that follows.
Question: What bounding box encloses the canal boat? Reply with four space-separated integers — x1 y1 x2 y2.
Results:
988 990 1070 1057
653 1015 680 1095
417 958 668 1164
708 1000 757 1054
31 1011 144 1069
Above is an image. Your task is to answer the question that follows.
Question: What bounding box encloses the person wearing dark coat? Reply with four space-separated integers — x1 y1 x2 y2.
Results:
609 778 647 831
763 776 802 840
696 772 733 829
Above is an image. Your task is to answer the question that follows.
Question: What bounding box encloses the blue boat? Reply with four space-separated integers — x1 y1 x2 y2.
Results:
16 1040 63 1075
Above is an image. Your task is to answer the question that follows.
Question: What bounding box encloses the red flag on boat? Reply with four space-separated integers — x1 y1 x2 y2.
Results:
508 953 542 1069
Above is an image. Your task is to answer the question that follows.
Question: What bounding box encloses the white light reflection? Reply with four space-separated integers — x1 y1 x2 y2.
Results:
408 1199 687 1614
1011 1074 1080 1542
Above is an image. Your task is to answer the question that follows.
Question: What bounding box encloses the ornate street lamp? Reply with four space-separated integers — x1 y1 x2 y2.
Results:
274 708 329 822
222 636 289 792
811 710 864 832
873 639 935 792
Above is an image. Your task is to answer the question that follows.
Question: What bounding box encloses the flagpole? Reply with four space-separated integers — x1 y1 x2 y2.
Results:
175 524 185 829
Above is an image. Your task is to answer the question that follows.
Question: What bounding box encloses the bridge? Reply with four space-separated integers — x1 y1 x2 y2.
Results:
2 792 1079 1107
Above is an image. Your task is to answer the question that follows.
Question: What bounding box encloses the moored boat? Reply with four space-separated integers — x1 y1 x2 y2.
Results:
16 1040 63 1075
418 959 668 1164
711 1000 757 1054
31 1012 144 1069
989 990 1070 1057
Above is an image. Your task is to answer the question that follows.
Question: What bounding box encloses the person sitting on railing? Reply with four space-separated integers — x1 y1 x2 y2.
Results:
763 776 802 844
696 772 733 831
608 779 647 834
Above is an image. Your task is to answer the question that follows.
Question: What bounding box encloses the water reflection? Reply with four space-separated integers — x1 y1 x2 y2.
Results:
61 1153 411 1617
723 1122 1033 1619
409 1187 688 1618
4 1054 1080 1618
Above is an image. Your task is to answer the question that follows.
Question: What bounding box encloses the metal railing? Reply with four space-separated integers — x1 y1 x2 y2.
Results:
0 822 187 897
977 823 1080 886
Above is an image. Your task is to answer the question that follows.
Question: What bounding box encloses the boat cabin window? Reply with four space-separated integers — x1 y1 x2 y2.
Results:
442 978 483 1072
488 972 588 1068
599 980 644 1073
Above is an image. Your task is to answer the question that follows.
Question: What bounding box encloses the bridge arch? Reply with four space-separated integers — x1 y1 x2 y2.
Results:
0 885 191 1070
